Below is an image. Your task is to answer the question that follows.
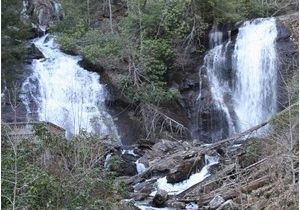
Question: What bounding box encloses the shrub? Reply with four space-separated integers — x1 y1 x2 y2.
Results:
1 124 127 209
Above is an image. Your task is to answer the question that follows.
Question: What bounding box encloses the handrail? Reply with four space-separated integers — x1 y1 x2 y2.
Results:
2 121 65 132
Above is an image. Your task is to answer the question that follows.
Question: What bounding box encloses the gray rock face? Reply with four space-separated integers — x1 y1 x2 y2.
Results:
209 195 225 209
194 26 236 143
22 0 63 35
152 190 168 207
28 43 45 59
194 16 298 143
275 13 299 110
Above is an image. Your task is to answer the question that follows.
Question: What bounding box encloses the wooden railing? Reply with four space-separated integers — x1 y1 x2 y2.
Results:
2 121 65 137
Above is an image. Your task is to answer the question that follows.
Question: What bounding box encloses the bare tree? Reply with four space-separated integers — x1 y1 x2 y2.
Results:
108 0 113 33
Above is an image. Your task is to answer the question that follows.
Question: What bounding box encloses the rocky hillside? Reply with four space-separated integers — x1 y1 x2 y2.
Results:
106 103 298 209
1 0 299 209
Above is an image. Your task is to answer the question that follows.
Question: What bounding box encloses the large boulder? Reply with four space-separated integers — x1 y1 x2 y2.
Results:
152 190 168 207
140 139 208 180
166 156 203 183
27 43 45 60
109 154 138 176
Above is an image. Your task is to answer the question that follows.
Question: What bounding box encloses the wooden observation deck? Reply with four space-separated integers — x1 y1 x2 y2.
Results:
2 121 65 137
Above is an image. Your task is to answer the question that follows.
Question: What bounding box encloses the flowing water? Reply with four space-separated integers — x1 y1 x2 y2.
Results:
201 18 278 136
232 18 278 132
21 35 119 139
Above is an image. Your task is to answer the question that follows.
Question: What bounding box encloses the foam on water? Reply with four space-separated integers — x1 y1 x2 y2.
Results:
21 35 119 139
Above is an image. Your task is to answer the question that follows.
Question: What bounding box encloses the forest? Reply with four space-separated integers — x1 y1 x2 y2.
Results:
1 0 299 209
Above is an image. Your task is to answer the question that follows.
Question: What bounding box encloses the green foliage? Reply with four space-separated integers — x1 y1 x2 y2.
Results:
141 39 174 81
1 124 128 209
82 34 124 64
52 0 275 107
160 0 192 38
1 0 33 85
122 0 191 39
194 0 270 24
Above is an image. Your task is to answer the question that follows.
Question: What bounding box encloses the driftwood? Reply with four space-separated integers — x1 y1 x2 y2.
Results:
178 175 271 205
175 122 276 199
140 103 189 137
175 164 236 198
174 104 299 201
202 102 299 152
204 121 269 151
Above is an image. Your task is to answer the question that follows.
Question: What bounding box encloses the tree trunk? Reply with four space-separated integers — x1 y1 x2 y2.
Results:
108 0 113 33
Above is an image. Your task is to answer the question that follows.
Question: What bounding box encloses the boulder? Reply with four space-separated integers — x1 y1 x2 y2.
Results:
110 155 137 176
141 140 207 180
152 190 168 207
121 153 138 162
209 195 225 209
27 43 45 59
166 156 203 183
134 181 155 194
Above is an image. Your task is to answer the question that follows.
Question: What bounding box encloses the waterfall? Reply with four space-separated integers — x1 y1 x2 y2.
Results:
21 35 119 139
232 18 278 132
200 18 278 138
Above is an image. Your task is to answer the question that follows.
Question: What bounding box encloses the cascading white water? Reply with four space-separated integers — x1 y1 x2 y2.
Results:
232 18 278 132
201 41 236 136
21 35 119 139
200 25 237 138
201 18 278 137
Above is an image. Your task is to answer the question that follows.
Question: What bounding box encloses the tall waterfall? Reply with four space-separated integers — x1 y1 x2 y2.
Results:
21 35 119 139
232 18 278 132
200 18 278 137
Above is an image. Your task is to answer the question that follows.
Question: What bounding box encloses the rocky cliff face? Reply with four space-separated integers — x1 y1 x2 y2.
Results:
14 0 298 146
83 13 298 144
21 0 63 35
193 15 298 143
276 12 299 110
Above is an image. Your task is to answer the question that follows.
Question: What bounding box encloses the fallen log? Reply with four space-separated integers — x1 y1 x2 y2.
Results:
177 175 271 205
203 102 299 151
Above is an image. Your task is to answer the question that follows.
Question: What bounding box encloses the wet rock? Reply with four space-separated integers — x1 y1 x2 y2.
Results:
121 153 138 162
141 140 207 180
110 155 137 176
27 43 44 59
134 180 155 194
143 139 186 161
151 139 181 154
130 192 149 201
209 195 225 209
152 190 168 207
166 156 203 183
